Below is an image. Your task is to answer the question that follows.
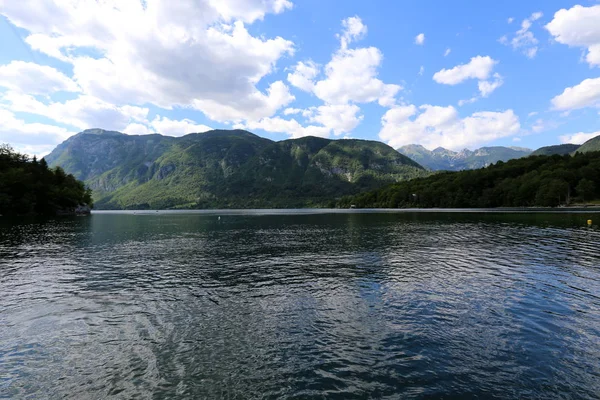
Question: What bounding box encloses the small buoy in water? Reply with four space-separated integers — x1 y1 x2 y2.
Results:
587 219 592 226
218 216 221 220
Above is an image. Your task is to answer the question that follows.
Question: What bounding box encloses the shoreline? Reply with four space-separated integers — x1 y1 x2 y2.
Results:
89 207 600 215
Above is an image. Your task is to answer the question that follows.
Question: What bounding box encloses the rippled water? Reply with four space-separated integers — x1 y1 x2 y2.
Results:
1 210 600 399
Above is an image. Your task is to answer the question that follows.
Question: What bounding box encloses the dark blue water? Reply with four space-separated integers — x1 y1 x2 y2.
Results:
1 210 599 399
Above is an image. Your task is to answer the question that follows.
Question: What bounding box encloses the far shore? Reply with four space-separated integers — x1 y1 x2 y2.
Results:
88 207 600 215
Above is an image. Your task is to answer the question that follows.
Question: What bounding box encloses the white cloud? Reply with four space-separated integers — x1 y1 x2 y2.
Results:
478 73 504 97
1 91 150 131
243 117 330 138
546 5 600 67
283 108 303 115
551 77 600 110
531 119 545 133
0 61 80 95
309 104 362 135
379 104 520 150
241 104 362 138
285 16 401 117
530 118 558 134
312 46 401 106
0 0 295 121
531 12 543 21
191 80 295 122
121 116 214 136
504 12 543 58
151 116 212 136
287 61 319 92
0 109 75 156
120 105 150 122
434 57 502 104
433 56 497 85
458 97 478 107
339 16 368 49
415 33 425 45
418 66 424 76
508 17 514 24
444 48 451 57
559 131 600 144
123 123 152 135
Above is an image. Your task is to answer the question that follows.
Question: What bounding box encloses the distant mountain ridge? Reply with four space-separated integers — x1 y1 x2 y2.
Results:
530 144 580 156
397 144 533 171
576 135 600 154
46 129 427 209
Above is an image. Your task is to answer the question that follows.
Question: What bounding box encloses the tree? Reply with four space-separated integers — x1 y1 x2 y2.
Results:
339 151 600 209
576 178 596 202
0 144 93 215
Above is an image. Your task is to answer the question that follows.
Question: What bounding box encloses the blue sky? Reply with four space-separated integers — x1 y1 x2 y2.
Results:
0 0 599 156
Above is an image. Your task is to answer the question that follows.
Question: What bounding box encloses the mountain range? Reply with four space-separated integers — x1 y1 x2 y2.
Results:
397 136 600 171
45 129 600 209
529 144 580 156
46 129 426 209
396 144 533 171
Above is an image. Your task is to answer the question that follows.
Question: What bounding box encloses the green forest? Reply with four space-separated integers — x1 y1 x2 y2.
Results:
338 151 600 208
0 144 93 216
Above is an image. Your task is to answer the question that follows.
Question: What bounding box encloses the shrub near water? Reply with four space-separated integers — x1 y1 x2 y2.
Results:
0 144 93 216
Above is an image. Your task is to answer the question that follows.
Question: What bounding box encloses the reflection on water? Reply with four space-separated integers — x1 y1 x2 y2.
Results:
1 211 599 399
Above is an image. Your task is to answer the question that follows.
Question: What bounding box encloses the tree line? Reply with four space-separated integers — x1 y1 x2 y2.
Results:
0 144 93 216
338 152 600 208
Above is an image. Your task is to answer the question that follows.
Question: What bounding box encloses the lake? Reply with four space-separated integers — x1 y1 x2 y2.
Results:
1 210 599 399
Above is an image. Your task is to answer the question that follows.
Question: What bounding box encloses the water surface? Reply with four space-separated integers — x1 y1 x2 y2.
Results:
1 210 599 399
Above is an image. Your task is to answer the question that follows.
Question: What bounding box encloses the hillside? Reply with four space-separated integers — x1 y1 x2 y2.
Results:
46 129 427 209
397 144 532 171
530 144 580 156
338 152 600 208
575 135 600 153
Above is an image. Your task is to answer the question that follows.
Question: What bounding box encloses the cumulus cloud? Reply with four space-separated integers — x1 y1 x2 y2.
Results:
434 56 502 103
242 117 330 139
433 56 497 85
444 48 451 57
255 16 401 139
559 131 600 144
313 46 401 106
415 33 425 45
501 11 543 58
478 73 504 97
379 104 520 150
123 123 152 135
308 104 363 135
150 116 212 136
283 108 303 115
287 61 320 92
0 61 80 95
0 109 75 156
0 0 295 122
551 77 600 110
339 16 368 49
546 5 600 67
1 92 149 131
